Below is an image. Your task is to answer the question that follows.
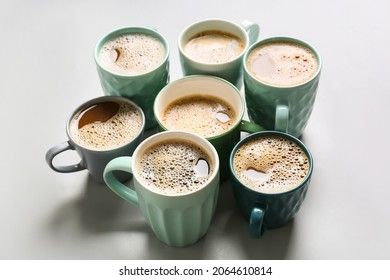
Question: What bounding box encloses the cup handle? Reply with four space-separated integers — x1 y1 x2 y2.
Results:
249 207 266 238
241 20 260 45
103 156 139 207
239 119 266 134
275 104 289 133
45 141 86 173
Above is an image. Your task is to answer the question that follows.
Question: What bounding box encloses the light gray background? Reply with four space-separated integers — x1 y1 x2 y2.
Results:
1 0 389 259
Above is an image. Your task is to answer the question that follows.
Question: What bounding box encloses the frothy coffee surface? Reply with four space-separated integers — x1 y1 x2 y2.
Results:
137 140 213 195
184 30 245 64
247 41 318 86
233 136 309 193
162 94 237 137
70 101 142 151
98 33 165 75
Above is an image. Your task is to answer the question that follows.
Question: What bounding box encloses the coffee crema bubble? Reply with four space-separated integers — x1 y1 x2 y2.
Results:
247 41 318 86
162 94 237 137
98 33 165 75
184 30 245 64
137 140 213 195
233 136 309 193
69 101 142 151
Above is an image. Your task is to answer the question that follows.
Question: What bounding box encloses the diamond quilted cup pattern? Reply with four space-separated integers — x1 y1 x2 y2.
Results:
245 76 320 138
263 182 309 229
288 78 320 137
230 130 314 236
96 62 170 129
232 178 310 230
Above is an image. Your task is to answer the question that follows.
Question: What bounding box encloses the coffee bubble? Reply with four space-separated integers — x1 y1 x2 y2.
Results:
70 101 142 151
184 30 245 64
137 140 213 195
247 41 318 86
162 94 236 137
233 136 309 193
98 33 165 75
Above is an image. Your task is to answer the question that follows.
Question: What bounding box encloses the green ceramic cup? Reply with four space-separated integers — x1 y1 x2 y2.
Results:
153 75 265 181
178 18 259 89
94 26 170 129
229 131 313 238
243 37 322 138
103 131 220 247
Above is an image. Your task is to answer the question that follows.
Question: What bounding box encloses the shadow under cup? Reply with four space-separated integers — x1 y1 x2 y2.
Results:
229 131 313 238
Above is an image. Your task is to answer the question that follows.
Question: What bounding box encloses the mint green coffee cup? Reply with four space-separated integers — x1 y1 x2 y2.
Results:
179 18 259 89
243 37 322 138
229 130 313 238
103 131 220 247
153 75 265 181
95 26 170 129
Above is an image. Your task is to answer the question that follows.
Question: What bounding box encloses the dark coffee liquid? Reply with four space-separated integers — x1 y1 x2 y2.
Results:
77 102 119 129
69 100 143 151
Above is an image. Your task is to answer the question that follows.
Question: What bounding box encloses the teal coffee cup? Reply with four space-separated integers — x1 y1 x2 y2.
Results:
243 37 322 138
103 131 220 247
46 96 145 184
153 75 265 181
95 26 170 129
179 18 259 89
229 131 313 238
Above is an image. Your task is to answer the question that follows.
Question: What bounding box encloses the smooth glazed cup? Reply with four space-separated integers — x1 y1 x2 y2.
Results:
45 96 145 184
179 18 259 89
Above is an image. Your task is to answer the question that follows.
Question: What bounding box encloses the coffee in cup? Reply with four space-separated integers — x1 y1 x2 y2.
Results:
229 131 313 238
243 37 322 137
161 94 237 138
154 75 265 181
136 139 214 195
69 99 143 151
98 33 165 76
232 135 310 193
247 41 318 87
95 27 170 129
178 19 259 88
103 131 220 247
46 96 145 183
183 30 245 64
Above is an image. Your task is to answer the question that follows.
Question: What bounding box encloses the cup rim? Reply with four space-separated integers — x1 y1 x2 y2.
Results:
153 75 245 140
94 26 170 78
66 96 145 152
178 18 250 66
229 130 313 196
243 36 322 89
131 130 220 197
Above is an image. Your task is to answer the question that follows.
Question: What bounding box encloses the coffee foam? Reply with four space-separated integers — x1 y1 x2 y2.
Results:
70 101 142 151
137 140 213 195
162 94 236 137
184 30 244 64
99 33 165 75
233 136 309 193
247 41 318 86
